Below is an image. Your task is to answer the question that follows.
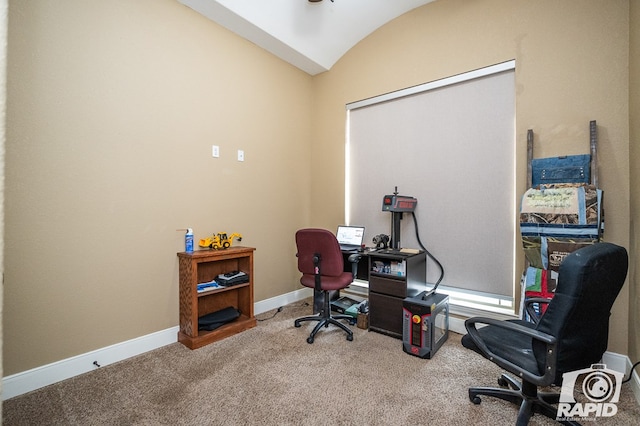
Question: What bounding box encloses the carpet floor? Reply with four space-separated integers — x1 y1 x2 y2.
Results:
3 301 639 425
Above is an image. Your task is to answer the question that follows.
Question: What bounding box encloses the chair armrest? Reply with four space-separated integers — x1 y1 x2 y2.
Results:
347 253 362 279
465 317 557 386
524 297 552 324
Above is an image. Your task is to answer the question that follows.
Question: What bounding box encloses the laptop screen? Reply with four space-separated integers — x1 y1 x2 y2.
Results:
336 226 365 246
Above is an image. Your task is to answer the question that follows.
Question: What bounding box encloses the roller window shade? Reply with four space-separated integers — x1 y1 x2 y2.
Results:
346 64 515 297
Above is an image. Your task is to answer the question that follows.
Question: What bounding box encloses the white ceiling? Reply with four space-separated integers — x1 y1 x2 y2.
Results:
178 0 435 75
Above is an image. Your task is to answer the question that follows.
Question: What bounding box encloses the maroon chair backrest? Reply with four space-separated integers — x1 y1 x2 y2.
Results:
296 228 345 277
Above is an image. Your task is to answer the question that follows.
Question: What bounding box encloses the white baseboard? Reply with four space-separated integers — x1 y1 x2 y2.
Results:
2 326 180 401
254 288 312 314
628 358 640 406
601 352 640 406
449 315 466 335
3 287 639 409
1 288 313 401
601 351 628 375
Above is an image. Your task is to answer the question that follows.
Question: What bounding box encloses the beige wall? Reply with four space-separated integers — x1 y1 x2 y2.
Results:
4 0 637 377
5 0 312 375
1 0 7 412
312 0 633 355
630 0 640 363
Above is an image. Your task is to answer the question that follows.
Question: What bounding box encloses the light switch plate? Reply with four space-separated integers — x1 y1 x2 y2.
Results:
237 150 245 162
212 145 220 158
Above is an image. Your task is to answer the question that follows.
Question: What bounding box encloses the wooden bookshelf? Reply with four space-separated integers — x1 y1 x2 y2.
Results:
177 247 256 349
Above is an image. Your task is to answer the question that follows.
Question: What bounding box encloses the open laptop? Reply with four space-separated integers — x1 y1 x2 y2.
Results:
336 225 365 251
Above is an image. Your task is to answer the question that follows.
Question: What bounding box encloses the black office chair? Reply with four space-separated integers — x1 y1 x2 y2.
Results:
294 228 360 344
462 242 628 425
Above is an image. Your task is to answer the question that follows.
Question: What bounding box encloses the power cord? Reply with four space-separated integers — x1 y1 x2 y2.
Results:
411 211 444 293
256 302 310 322
256 306 283 322
622 360 640 384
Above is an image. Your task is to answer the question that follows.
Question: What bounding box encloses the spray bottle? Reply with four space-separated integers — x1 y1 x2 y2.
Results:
185 228 194 252
178 228 194 253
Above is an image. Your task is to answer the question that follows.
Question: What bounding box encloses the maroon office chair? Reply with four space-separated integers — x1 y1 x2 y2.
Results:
294 228 359 343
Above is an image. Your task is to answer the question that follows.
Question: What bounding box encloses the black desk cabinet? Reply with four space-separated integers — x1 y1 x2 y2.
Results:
368 250 427 338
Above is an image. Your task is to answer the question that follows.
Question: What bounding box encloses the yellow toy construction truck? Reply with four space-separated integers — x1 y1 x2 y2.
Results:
199 232 242 250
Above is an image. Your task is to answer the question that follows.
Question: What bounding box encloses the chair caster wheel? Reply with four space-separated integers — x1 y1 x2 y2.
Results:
347 334 353 341
307 337 314 344
471 396 481 405
349 319 356 326
498 377 508 387
294 321 301 328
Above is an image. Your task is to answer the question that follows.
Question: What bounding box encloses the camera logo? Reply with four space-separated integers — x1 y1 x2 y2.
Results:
557 363 624 420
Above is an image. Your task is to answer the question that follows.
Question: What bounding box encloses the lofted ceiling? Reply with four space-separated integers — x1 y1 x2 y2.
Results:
178 0 436 75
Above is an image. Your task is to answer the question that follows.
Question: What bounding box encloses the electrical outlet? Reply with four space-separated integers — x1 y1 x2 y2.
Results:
212 145 220 158
237 150 245 162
